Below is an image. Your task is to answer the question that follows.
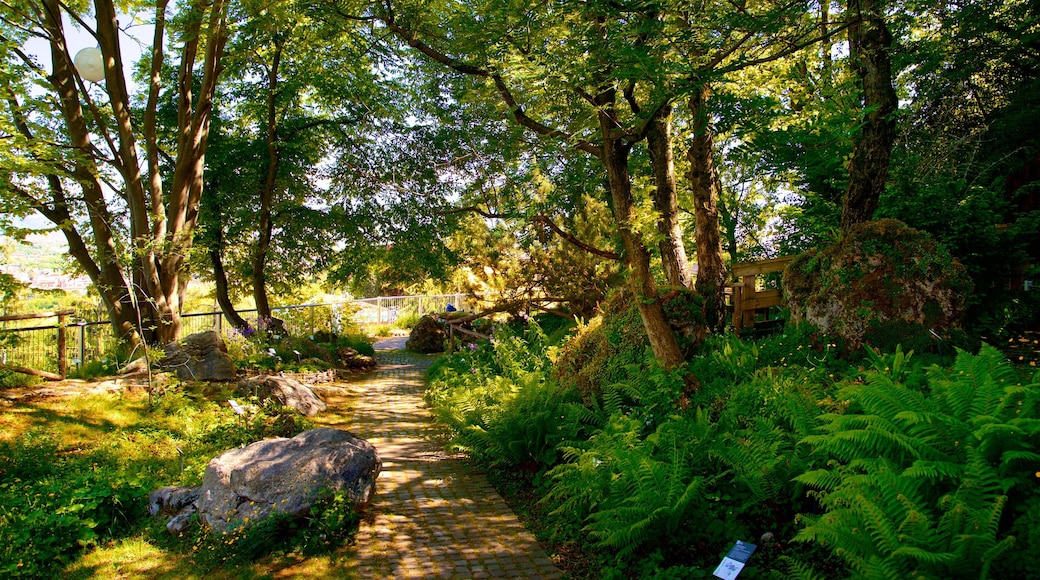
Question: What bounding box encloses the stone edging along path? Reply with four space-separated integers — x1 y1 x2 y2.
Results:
340 344 563 579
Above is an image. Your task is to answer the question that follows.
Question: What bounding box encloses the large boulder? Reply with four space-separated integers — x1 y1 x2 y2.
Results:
782 219 973 352
236 375 327 416
161 330 236 381
406 314 447 353
194 428 380 534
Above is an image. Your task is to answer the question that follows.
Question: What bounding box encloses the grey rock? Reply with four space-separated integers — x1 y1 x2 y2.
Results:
161 330 237 381
406 315 447 354
195 428 380 534
166 505 197 535
148 485 199 516
236 375 327 416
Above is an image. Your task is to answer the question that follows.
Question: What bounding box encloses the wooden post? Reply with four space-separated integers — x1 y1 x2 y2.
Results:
729 255 799 336
741 274 758 331
0 309 76 380
732 283 744 336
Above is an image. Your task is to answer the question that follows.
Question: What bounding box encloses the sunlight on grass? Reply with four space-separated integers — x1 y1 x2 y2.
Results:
1 374 369 578
0 390 151 445
65 536 194 580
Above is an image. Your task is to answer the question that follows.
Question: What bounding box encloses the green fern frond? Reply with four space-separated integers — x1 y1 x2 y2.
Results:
979 534 1015 578
901 460 964 483
794 468 845 492
781 556 832 580
856 494 904 554
806 420 932 464
999 449 1040 468
887 545 957 566
945 345 1017 421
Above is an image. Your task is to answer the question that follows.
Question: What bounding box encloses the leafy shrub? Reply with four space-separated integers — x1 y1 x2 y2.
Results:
393 312 422 329
337 332 376 357
793 345 1040 579
426 320 583 471
0 429 147 578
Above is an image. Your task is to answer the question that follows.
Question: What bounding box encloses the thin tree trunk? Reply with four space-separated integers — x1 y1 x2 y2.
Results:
154 0 231 344
647 104 694 289
840 0 897 230
252 39 285 320
39 2 144 347
211 247 249 330
686 84 728 331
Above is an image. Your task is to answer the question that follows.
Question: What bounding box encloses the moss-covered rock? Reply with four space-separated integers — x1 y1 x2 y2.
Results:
553 287 704 402
783 219 973 352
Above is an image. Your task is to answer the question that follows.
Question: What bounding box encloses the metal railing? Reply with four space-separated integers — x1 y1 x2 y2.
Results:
0 293 477 376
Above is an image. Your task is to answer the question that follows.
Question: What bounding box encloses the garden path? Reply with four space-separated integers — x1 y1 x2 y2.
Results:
336 339 563 578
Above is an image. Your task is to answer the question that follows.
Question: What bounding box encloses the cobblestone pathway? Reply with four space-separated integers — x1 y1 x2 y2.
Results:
342 347 563 579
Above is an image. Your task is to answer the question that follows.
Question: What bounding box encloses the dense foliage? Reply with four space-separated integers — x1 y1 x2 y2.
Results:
425 314 1040 578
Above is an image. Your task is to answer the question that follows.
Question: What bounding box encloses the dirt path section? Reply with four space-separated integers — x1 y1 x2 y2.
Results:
341 350 563 578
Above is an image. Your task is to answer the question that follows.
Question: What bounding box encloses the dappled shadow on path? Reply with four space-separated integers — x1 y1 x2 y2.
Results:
313 349 562 579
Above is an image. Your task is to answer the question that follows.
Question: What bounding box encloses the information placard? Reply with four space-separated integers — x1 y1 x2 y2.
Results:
712 540 757 580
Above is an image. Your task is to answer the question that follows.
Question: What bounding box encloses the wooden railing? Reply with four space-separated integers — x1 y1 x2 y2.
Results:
729 255 798 336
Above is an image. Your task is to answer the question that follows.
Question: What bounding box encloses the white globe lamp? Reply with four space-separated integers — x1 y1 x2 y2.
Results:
74 47 105 83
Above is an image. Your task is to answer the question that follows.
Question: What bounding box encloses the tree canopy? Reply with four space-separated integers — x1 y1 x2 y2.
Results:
0 0 1037 350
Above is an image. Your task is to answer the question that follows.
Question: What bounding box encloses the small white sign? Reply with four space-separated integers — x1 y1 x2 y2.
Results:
713 540 756 580
713 557 745 580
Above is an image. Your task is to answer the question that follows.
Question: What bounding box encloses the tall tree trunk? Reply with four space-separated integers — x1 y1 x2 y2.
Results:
154 0 230 344
38 2 144 347
252 39 285 320
840 0 897 230
647 104 694 289
600 108 686 371
686 84 728 331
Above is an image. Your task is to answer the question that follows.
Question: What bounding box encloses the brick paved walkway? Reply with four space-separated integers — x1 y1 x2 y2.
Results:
342 348 563 579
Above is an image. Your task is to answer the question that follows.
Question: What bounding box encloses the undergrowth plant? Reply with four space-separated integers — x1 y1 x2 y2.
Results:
182 488 360 569
426 320 583 471
0 388 315 577
793 345 1040 579
546 409 719 566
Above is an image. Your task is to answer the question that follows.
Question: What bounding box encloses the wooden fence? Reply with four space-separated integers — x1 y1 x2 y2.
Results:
729 255 798 336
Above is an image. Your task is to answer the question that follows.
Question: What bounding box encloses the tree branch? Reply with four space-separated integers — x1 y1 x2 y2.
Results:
371 2 602 157
531 214 621 260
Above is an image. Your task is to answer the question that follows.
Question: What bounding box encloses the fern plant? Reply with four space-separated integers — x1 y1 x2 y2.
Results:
545 410 719 564
793 345 1040 579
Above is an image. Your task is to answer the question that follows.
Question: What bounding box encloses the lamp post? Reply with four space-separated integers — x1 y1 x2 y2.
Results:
73 47 105 83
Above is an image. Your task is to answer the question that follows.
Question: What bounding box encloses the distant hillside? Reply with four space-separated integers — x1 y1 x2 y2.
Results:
2 231 69 270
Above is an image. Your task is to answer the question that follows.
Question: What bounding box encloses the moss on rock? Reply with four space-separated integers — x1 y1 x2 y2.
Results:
783 219 973 352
